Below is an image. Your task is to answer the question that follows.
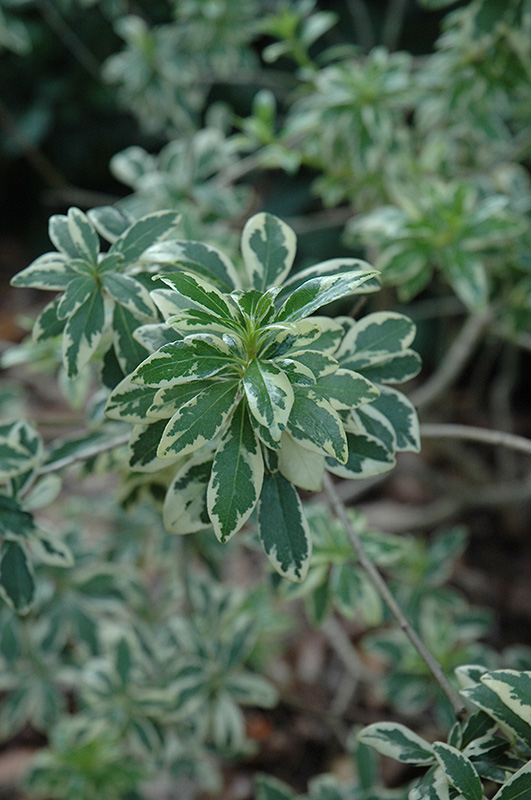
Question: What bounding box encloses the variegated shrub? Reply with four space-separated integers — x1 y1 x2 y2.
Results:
8 207 420 593
100 211 420 583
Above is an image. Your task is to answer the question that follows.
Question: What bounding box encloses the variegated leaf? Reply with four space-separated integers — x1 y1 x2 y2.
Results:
207 401 264 543
157 271 238 323
241 212 296 291
112 210 181 266
410 767 450 800
0 495 36 539
112 304 150 375
278 432 325 491
261 320 333 358
353 350 422 384
432 742 483 800
163 453 213 534
87 205 133 243
151 287 192 318
332 565 382 625
244 360 293 442
312 369 379 411
275 269 378 322
287 389 348 463
129 419 170 472
350 405 397 454
0 540 35 614
326 431 395 478
101 272 157 320
280 257 380 294
368 385 420 451
275 358 316 387
105 374 157 423
461 682 531 748
357 722 435 764
33 297 66 342
131 338 232 387
336 312 417 362
159 380 239 458
443 250 488 312
62 288 105 378
166 307 236 337
491 758 531 800
10 252 75 290
283 350 338 379
49 207 99 264
57 275 96 320
145 238 240 291
133 323 180 352
258 471 311 582
480 671 531 727
236 288 279 323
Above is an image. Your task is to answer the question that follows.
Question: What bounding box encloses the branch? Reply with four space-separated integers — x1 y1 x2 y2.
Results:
410 312 491 410
322 472 467 719
37 0 101 81
420 423 531 456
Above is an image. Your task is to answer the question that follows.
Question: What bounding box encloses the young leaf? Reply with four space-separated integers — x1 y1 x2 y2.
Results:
432 742 483 800
163 453 213 534
244 360 294 442
275 269 378 322
258 471 312 582
0 540 35 614
241 212 297 291
357 722 436 764
158 379 240 458
207 401 264 542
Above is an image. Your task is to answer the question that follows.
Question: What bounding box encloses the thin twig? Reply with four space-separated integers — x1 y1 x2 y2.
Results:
322 472 467 719
345 0 375 51
322 616 371 682
39 433 130 475
410 312 491 410
420 423 531 456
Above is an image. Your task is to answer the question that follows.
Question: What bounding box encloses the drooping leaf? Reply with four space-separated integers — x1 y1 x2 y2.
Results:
480 671 531 727
368 385 420 451
258 471 311 582
112 303 151 375
491 759 531 800
207 401 264 542
105 374 158 423
277 432 325 491
129 419 170 472
0 495 35 540
312 369 379 410
131 338 233 387
326 431 395 478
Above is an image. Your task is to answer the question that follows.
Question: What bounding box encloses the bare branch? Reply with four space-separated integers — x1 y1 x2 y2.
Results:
322 472 467 720
420 423 531 456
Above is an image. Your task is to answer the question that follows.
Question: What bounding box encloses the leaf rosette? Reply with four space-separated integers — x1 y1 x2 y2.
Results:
103 212 420 581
